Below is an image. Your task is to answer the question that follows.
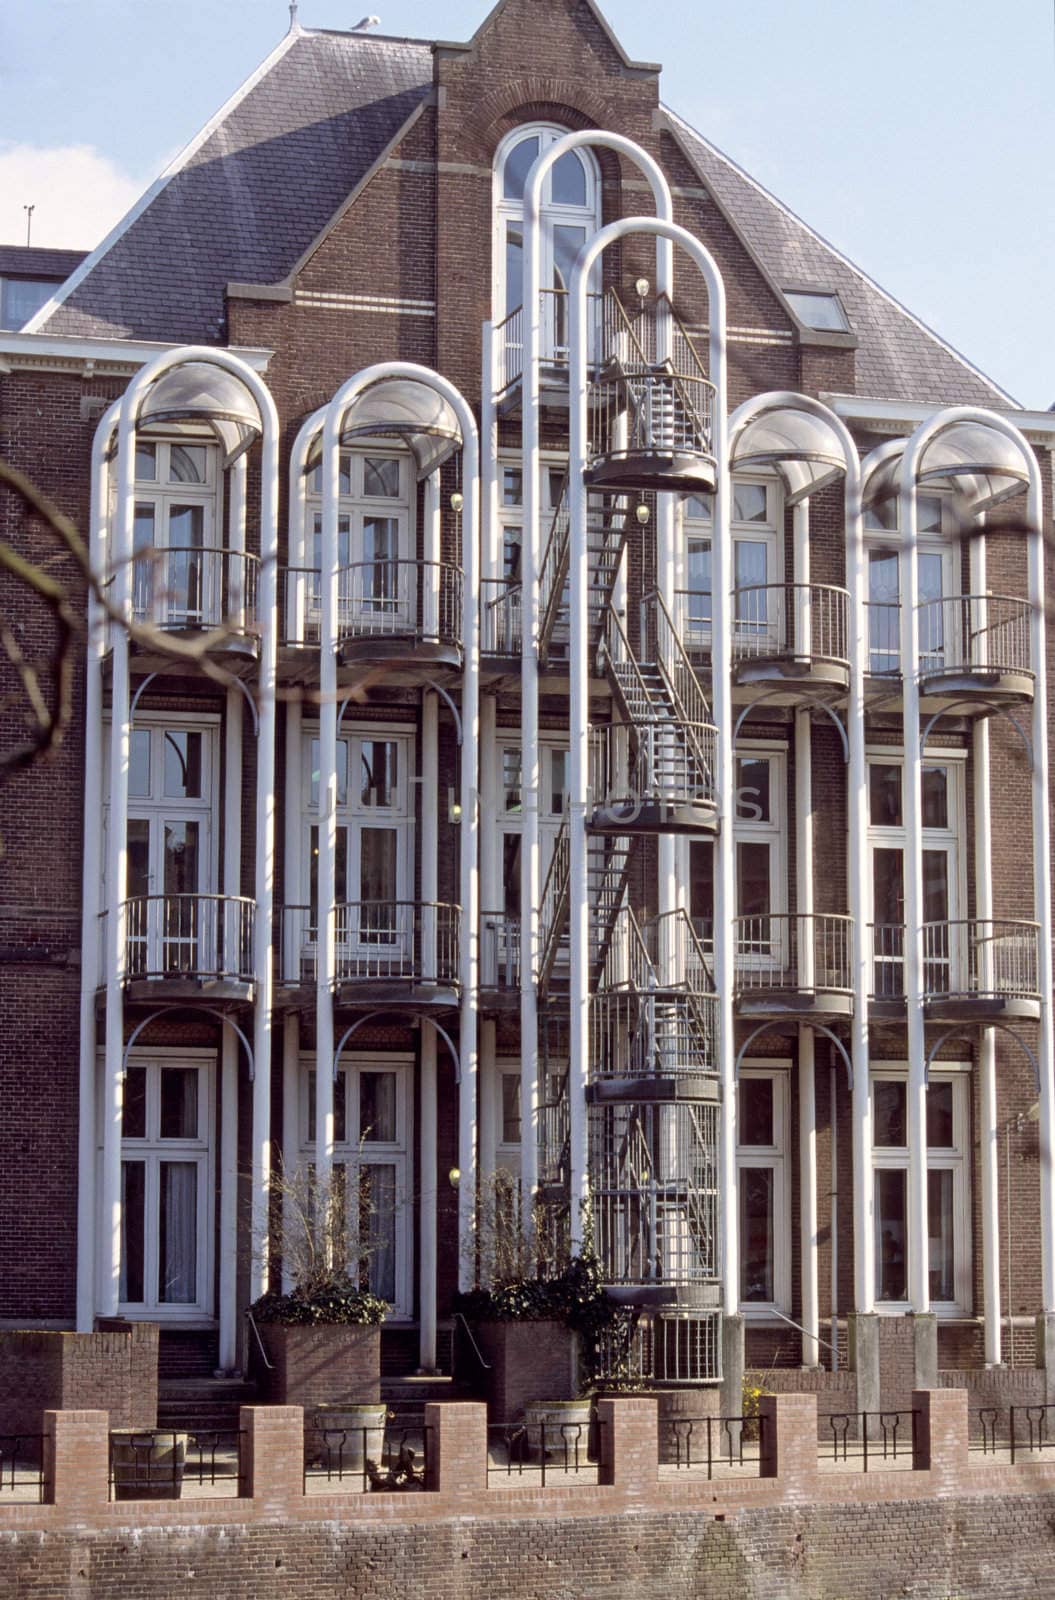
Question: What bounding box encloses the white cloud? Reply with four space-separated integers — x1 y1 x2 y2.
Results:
0 143 146 250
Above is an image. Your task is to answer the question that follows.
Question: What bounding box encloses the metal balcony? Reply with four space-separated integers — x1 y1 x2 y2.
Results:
275 901 459 1007
127 547 260 669
282 560 462 680
480 579 522 663
733 913 854 1020
916 594 1034 707
492 289 604 403
480 911 520 1007
729 583 850 698
104 893 255 999
589 718 718 835
869 919 1041 1021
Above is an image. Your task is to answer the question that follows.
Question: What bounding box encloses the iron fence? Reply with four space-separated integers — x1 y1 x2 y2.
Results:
821 1410 918 1471
486 1416 602 1487
304 1413 430 1493
661 1414 762 1477
108 1429 245 1500
0 1436 44 1502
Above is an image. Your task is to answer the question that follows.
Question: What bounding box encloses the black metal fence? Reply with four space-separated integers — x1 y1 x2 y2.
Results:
486 1418 602 1487
0 1436 44 1502
970 1404 1055 1462
821 1410 918 1470
661 1415 763 1478
108 1429 245 1501
304 1414 431 1493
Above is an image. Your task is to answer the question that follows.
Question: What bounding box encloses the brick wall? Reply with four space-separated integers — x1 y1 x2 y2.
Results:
0 1326 158 1438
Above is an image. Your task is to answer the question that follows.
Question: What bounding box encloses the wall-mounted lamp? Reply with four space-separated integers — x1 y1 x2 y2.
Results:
447 785 462 824
450 491 464 513
635 503 651 527
634 277 650 301
448 1167 461 1188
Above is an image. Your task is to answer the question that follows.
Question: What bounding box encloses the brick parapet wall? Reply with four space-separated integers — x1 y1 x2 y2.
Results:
5 1391 1055 1539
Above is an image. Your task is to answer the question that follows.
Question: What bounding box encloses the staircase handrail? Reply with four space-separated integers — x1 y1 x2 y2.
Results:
538 476 571 659
537 809 571 989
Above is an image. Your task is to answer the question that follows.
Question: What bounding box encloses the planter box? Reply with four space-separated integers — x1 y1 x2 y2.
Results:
0 1324 159 1443
253 1324 381 1468
110 1429 187 1501
462 1321 580 1422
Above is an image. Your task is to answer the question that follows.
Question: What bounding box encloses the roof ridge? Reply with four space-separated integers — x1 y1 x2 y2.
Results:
26 28 303 334
661 103 1020 410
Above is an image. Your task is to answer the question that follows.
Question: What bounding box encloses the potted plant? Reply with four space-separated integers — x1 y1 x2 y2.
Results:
310 1399 389 1474
110 1428 188 1501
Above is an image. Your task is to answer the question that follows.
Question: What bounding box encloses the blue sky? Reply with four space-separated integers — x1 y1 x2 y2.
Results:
1 0 1051 407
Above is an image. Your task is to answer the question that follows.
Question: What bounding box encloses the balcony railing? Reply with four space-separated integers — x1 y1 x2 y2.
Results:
732 914 853 997
869 919 1040 1005
282 561 462 649
480 912 520 992
275 902 459 989
730 583 849 667
916 594 1033 685
131 547 259 633
589 719 718 824
103 894 255 987
480 578 522 656
493 290 605 394
865 601 900 677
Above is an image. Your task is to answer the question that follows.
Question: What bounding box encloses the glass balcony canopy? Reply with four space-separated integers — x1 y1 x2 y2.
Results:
729 402 847 506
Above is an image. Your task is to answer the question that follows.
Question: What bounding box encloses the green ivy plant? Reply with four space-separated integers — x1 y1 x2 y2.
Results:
250 1274 388 1327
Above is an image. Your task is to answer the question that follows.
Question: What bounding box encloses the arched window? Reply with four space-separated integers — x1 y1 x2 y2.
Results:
493 124 601 360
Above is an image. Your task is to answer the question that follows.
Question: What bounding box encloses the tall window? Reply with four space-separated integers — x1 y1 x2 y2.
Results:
496 738 570 924
119 1055 213 1316
493 124 601 360
867 753 964 998
871 1068 970 1311
865 491 955 674
304 449 412 635
304 727 413 953
689 747 786 956
680 479 782 650
497 457 566 583
302 1058 413 1318
132 440 219 626
736 1067 790 1313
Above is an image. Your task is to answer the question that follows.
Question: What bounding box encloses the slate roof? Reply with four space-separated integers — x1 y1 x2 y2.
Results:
36 29 433 344
0 246 87 279
663 108 1017 410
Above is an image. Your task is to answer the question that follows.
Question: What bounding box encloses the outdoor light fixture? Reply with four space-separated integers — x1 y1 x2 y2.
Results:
448 1167 461 1187
634 277 650 301
447 786 462 823
450 491 464 512
635 503 650 526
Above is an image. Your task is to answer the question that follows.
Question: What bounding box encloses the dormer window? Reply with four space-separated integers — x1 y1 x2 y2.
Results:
493 124 601 361
784 289 851 334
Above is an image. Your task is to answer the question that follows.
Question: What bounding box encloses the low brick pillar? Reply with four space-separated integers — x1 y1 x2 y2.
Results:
759 1392 818 1493
239 1406 304 1507
912 1387 967 1482
596 1396 658 1491
424 1401 488 1496
43 1409 109 1513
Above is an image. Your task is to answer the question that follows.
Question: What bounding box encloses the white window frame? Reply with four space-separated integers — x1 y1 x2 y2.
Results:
495 452 566 584
112 1047 215 1322
685 741 788 963
492 123 602 359
130 435 222 627
494 734 570 909
299 1053 415 1320
864 491 958 676
495 1062 522 1174
678 476 784 653
870 1062 972 1316
736 1061 791 1318
866 747 967 997
304 447 414 635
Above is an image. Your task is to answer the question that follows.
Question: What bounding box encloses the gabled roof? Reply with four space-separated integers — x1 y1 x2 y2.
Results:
662 108 1019 411
440 0 660 72
32 28 433 344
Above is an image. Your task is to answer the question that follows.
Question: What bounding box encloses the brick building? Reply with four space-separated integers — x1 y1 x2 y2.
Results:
2 0 1054 1425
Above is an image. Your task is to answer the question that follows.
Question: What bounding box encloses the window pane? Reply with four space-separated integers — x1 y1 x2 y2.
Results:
552 148 587 206
502 469 523 508
549 749 569 816
505 224 523 317
120 1161 146 1303
123 1067 147 1138
360 741 396 808
734 539 768 590
163 821 199 896
360 1072 397 1143
362 515 396 564
163 730 203 799
126 819 151 898
738 1078 774 1147
733 483 768 523
503 749 522 812
503 134 540 200
158 1161 197 1303
686 539 711 625
875 1168 908 1301
919 495 943 534
503 526 522 581
869 764 902 827
160 1067 198 1140
360 1165 396 1302
552 223 586 295
547 469 565 510
135 442 157 482
310 738 348 809
3 277 54 327
873 1080 907 1146
736 757 770 822
739 1167 774 1302
922 850 949 924
308 1073 348 1145
865 498 898 533
684 494 712 522
363 457 400 498
918 551 944 607
360 829 397 902
784 291 848 332
169 445 207 485
129 729 151 797
922 768 948 829
737 841 771 919
501 1074 521 1144
502 834 521 917
168 505 204 550
133 503 157 617
690 840 714 943
928 1168 955 1301
926 1081 955 1149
